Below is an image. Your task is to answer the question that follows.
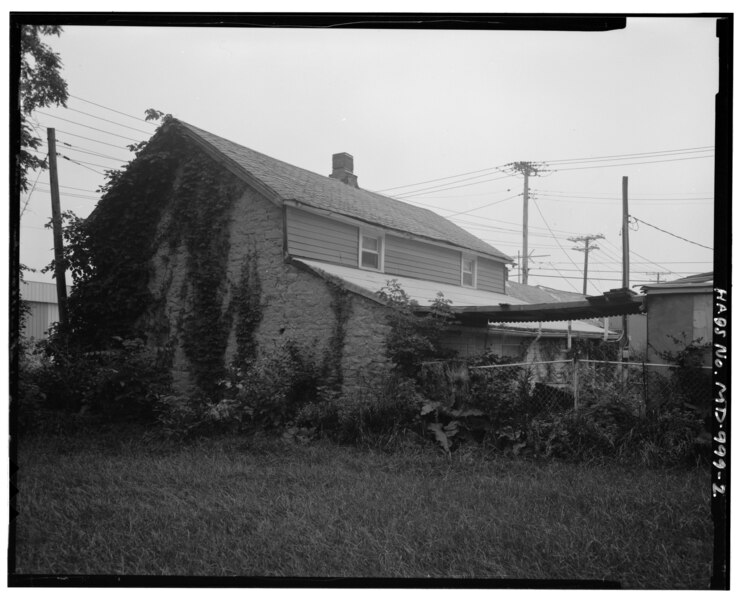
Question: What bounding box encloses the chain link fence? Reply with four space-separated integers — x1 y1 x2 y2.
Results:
420 358 713 419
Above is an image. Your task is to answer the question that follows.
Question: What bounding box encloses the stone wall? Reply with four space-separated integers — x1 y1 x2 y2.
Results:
147 166 393 398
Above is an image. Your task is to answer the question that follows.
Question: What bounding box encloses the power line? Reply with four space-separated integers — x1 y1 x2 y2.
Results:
36 185 100 200
629 215 713 251
69 94 157 125
63 106 153 135
393 173 514 199
551 154 714 172
58 141 130 163
534 192 712 203
35 111 143 142
44 128 132 150
542 262 580 292
543 145 714 165
20 155 47 217
57 154 106 175
380 145 714 199
441 193 521 217
375 164 509 193
531 188 713 198
528 272 665 284
531 197 600 294
601 237 679 279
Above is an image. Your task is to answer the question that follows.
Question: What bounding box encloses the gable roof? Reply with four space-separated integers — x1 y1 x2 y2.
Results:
170 120 511 261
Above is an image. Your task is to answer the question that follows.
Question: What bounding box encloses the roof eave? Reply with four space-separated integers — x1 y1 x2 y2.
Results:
446 292 645 326
173 121 286 207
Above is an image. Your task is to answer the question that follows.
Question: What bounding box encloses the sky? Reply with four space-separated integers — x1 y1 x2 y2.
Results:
17 16 720 295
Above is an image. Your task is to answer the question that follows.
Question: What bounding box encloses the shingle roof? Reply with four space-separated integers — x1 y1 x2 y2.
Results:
173 120 511 261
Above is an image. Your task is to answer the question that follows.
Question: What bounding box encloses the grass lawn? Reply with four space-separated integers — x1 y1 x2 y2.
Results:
12 429 713 588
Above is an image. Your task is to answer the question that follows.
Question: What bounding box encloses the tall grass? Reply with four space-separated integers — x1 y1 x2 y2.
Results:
12 431 712 587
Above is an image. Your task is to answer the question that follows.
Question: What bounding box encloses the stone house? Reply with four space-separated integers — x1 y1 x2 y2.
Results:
83 119 632 398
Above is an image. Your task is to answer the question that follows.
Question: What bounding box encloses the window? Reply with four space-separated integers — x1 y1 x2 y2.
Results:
360 232 383 270
462 255 477 287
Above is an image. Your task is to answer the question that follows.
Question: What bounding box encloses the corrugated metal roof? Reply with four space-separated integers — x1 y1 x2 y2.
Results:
490 320 609 336
173 121 512 262
506 281 587 304
641 271 713 293
295 259 611 336
296 258 524 308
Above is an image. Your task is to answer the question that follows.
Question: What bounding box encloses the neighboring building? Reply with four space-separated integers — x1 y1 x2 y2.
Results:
641 272 713 364
82 119 643 396
20 280 70 341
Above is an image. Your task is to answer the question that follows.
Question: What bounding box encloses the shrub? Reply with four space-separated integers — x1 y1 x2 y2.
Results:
331 373 424 446
377 280 455 377
17 335 171 433
154 342 324 438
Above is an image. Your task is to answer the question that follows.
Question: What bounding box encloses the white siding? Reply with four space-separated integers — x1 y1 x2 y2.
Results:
385 235 460 285
286 207 358 267
478 257 506 294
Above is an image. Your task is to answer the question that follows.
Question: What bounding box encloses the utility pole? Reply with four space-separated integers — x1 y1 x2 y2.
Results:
516 250 548 284
569 234 604 295
510 161 545 284
47 128 69 337
645 271 670 283
621 176 630 355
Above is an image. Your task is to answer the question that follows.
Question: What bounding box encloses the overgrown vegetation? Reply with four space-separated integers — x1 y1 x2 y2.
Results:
17 335 171 434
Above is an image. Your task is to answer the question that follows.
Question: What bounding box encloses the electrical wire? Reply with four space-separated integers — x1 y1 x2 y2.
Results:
544 146 714 165
393 173 514 199
69 94 157 125
629 215 713 251
441 193 521 217
44 128 132 150
36 111 143 142
63 106 153 135
58 141 130 163
374 164 510 193
531 197 600 294
57 154 106 175
20 155 47 217
550 154 714 172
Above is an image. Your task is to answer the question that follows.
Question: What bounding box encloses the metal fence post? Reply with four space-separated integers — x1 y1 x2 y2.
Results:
573 358 579 410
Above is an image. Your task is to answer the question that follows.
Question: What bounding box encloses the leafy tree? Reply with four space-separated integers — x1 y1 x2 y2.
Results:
377 280 456 377
18 25 69 193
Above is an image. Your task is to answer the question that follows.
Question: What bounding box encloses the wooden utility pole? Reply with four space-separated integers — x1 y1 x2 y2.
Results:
569 234 604 295
510 161 544 284
646 271 670 283
47 128 69 336
621 176 630 353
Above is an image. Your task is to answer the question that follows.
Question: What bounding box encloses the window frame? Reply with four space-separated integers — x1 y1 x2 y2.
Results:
461 254 477 288
359 230 384 272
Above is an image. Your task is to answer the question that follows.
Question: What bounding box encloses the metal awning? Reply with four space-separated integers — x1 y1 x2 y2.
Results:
450 289 645 325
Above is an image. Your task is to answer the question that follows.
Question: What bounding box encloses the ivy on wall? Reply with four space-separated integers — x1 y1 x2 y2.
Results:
321 283 352 389
231 249 263 367
65 134 180 347
168 148 247 397
66 124 252 398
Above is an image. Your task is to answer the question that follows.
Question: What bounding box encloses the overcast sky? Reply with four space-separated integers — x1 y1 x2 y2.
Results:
18 16 719 294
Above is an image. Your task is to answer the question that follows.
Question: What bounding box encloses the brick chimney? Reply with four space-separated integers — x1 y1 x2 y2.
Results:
329 152 358 188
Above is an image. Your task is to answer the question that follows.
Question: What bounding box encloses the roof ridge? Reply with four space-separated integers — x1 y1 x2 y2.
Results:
170 119 512 261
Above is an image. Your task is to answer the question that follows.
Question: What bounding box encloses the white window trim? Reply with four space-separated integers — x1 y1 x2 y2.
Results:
461 254 477 288
359 230 384 272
